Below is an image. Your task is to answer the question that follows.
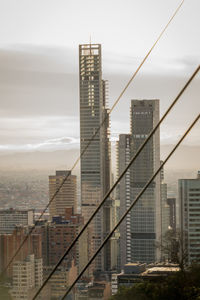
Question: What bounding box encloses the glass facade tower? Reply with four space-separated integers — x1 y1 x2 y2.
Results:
130 99 161 263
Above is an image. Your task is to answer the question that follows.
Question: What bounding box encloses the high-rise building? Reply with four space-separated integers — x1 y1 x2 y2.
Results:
0 226 42 277
167 198 176 231
179 171 200 265
117 134 132 268
49 170 77 219
43 263 77 299
160 162 170 237
130 99 161 263
0 208 34 234
34 208 88 276
10 254 43 300
79 43 111 272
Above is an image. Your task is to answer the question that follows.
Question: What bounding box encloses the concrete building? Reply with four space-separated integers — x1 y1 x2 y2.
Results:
34 208 88 276
79 43 111 272
160 163 170 238
179 171 200 264
49 170 77 219
0 226 42 277
10 254 43 300
111 263 179 295
0 208 34 234
130 99 161 263
48 211 83 268
167 198 176 231
161 183 170 237
117 134 132 268
43 263 77 300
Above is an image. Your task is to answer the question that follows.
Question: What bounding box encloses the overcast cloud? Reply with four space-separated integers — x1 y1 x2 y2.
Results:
0 0 199 159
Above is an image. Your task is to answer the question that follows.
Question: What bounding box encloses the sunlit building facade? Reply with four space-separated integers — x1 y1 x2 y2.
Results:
49 170 77 219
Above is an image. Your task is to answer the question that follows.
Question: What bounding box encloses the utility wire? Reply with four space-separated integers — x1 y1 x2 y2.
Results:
32 64 199 300
1 0 184 278
61 114 200 299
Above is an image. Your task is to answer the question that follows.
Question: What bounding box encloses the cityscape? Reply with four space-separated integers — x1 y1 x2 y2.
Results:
0 1 200 300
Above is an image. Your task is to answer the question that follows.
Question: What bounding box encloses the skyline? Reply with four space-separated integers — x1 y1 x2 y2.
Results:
0 2 200 299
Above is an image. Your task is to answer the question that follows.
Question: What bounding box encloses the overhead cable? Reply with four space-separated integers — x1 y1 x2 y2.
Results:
1 0 184 279
61 113 200 299
32 63 199 300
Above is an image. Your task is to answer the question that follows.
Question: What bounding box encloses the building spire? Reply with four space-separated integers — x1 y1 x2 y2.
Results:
89 34 92 55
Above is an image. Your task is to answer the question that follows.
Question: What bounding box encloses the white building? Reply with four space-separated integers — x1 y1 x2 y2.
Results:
179 171 200 264
0 208 34 234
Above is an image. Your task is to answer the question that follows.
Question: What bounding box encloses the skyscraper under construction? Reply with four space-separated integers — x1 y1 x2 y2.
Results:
79 44 111 272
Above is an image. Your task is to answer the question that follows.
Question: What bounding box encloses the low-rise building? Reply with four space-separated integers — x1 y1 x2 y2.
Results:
111 263 179 295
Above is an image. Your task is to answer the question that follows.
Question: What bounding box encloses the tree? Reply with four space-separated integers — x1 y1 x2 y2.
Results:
109 264 200 300
157 228 188 270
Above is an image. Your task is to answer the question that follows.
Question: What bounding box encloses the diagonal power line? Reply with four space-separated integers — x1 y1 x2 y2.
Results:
32 64 200 300
1 0 184 278
61 113 200 299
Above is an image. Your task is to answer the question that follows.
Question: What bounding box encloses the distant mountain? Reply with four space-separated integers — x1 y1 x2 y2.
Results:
0 144 199 173
0 149 80 173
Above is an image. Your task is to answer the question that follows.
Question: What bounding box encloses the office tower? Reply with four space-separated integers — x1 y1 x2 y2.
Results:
167 198 176 231
161 183 170 235
117 134 132 268
79 44 111 271
110 173 120 272
10 254 43 300
49 170 77 219
130 99 161 263
0 208 34 234
160 162 170 237
179 171 200 265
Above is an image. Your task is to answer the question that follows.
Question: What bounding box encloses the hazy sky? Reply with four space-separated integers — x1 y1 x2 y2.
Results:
0 0 199 156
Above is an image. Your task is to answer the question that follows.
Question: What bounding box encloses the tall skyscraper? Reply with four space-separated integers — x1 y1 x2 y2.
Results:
179 171 200 265
49 170 77 220
130 99 161 263
79 44 111 272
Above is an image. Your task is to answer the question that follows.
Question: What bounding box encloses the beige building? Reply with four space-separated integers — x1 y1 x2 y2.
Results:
43 262 77 299
79 43 111 272
10 254 43 300
49 170 77 219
